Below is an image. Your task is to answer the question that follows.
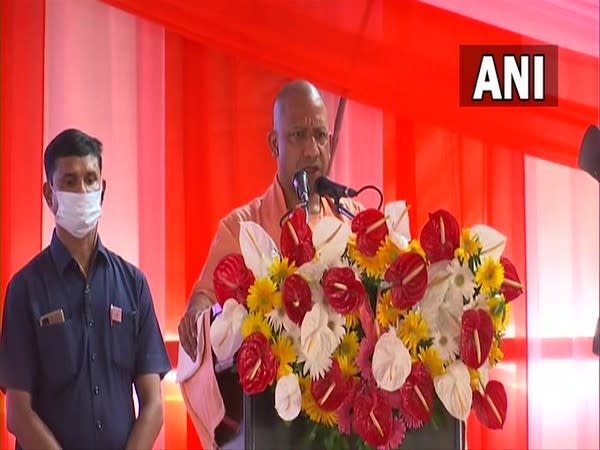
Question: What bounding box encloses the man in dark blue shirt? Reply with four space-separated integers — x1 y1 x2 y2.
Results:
0 129 171 449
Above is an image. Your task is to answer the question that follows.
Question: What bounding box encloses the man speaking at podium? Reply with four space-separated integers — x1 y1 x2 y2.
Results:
177 80 362 448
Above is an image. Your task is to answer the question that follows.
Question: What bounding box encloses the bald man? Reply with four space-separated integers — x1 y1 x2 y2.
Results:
178 80 360 358
177 81 362 448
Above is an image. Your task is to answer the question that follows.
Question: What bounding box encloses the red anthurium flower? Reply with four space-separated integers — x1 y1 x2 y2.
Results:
500 257 524 302
420 210 460 263
472 380 507 429
461 309 494 369
399 363 434 425
280 207 316 267
236 333 278 395
352 385 394 449
310 359 350 412
282 274 312 326
213 253 255 307
322 267 367 315
384 252 428 309
352 209 388 257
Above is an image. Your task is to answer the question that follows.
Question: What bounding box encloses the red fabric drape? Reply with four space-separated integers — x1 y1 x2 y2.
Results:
103 0 598 169
0 0 45 447
165 34 287 449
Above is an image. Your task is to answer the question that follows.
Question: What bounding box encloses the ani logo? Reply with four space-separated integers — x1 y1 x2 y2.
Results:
459 45 558 106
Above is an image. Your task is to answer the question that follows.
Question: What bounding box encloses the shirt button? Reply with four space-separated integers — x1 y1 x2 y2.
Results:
96 420 102 430
88 320 94 327
91 353 97 361
93 386 100 395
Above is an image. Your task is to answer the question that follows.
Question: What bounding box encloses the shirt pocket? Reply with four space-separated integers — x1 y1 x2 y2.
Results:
37 320 79 388
110 310 137 376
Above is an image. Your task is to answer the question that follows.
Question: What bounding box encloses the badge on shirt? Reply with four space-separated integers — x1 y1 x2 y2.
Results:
110 304 122 326
39 309 65 327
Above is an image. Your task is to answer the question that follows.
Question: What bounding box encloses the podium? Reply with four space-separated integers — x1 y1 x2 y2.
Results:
241 391 465 450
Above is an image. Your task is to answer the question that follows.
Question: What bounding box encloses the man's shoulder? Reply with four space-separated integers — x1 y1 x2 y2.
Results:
8 248 52 286
102 247 146 284
220 190 269 229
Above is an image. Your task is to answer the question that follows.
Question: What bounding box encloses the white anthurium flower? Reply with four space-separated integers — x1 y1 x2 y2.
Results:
283 314 301 343
434 360 472 422
210 299 248 362
471 224 506 261
311 217 351 267
296 261 326 304
299 303 337 379
372 330 412 392
384 200 411 250
438 293 464 333
296 259 327 282
446 259 475 303
431 326 460 363
275 374 302 421
420 260 452 326
239 221 279 278
326 306 346 346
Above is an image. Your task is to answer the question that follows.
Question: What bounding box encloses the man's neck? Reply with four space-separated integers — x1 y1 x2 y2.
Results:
283 189 322 216
56 226 98 276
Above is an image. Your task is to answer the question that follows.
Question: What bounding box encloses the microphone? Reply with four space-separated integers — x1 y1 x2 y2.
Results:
315 176 358 199
292 170 310 204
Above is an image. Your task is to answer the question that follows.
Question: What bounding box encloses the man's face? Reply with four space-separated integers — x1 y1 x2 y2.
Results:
43 154 104 214
272 95 331 197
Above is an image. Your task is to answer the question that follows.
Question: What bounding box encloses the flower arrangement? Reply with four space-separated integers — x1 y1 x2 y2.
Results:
209 202 524 450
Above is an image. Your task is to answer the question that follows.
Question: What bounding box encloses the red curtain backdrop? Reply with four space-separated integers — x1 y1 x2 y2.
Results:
103 0 598 168
0 0 45 447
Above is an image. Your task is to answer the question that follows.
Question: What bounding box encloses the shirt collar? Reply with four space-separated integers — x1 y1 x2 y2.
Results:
49 229 109 273
269 175 346 223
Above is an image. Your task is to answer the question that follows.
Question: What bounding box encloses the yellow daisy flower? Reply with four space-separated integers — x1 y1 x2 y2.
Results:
247 277 281 314
377 235 403 267
376 290 402 330
418 346 445 377
336 355 359 378
407 239 427 261
487 295 511 334
269 257 297 287
334 331 360 360
488 339 504 366
345 312 360 329
475 257 504 295
299 377 337 427
397 311 429 356
454 247 468 262
347 236 384 278
271 335 297 379
458 228 482 260
241 312 272 341
469 367 483 391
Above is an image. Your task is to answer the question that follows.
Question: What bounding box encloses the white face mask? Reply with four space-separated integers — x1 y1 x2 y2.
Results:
54 189 103 239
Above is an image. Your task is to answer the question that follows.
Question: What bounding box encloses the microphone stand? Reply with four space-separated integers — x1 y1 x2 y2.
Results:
333 197 356 221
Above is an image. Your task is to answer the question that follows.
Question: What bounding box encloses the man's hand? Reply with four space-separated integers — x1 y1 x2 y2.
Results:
178 293 212 361
126 374 163 450
7 389 62 450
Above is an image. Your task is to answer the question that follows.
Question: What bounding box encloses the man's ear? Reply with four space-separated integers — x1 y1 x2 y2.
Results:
101 179 107 204
42 181 53 209
268 130 279 158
